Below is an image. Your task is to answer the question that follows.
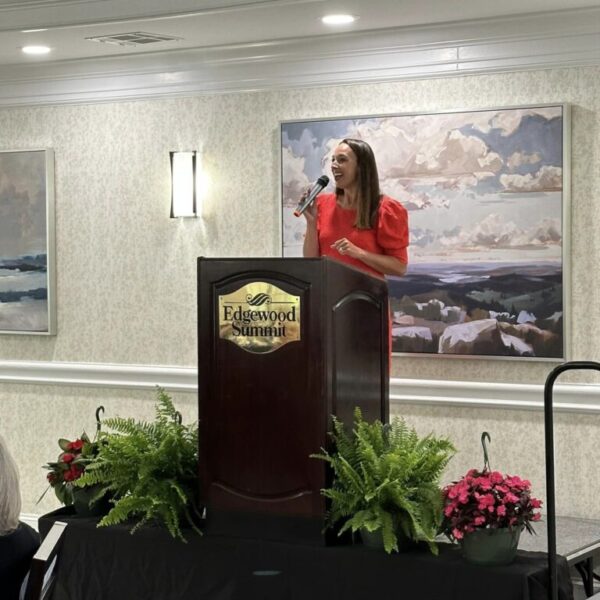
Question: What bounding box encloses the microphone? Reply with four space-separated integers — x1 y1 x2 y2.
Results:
293 175 329 217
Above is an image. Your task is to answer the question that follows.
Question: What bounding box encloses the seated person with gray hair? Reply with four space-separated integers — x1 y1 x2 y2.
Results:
0 434 40 600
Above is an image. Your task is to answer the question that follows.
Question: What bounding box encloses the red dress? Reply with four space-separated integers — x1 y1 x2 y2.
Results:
316 194 409 277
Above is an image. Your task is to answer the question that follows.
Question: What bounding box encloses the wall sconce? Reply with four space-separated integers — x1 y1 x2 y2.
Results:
170 151 200 218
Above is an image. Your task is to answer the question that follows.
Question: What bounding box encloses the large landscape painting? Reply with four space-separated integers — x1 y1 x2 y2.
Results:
281 105 567 359
0 149 54 334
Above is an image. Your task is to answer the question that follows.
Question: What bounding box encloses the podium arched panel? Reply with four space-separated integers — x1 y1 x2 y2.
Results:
332 291 388 428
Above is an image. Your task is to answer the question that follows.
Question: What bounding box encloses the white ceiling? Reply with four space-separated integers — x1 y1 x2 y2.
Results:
2 0 599 65
1 0 600 106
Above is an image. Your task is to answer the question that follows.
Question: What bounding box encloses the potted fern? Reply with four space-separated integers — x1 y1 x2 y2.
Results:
312 408 455 554
74 387 201 541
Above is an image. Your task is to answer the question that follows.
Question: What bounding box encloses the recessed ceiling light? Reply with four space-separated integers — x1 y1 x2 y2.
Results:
22 45 51 55
21 28 48 33
321 14 356 26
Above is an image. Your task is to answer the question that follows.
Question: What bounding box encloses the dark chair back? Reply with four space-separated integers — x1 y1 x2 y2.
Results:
22 521 68 600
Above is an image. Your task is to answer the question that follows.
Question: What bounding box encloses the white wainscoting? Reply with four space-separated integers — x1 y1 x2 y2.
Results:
2 359 600 413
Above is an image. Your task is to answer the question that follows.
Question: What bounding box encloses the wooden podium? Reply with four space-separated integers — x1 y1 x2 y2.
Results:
197 257 389 544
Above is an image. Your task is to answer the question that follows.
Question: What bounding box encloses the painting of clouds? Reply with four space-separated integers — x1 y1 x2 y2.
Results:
281 105 567 359
0 150 54 334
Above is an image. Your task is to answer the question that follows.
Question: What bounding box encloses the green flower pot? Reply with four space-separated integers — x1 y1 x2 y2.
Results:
360 527 414 552
72 485 111 517
460 527 521 566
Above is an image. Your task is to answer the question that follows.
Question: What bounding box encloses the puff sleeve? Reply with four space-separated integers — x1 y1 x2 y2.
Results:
376 197 409 264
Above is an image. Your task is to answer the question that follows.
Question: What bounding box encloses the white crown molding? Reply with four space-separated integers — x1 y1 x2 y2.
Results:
0 0 99 10
0 7 600 106
1 359 600 413
0 0 293 30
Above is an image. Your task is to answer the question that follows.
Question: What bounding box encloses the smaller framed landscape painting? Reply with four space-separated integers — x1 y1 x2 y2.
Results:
0 149 56 335
281 104 568 360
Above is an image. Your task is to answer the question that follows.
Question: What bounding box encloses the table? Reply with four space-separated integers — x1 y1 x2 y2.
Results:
40 509 573 600
519 516 600 597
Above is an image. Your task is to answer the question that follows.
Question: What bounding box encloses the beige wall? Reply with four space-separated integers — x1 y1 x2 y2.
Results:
1 66 600 516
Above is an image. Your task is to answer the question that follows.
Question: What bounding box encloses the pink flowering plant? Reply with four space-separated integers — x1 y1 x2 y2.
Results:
442 468 543 542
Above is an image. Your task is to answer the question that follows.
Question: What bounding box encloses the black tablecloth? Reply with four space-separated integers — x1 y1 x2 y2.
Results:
40 509 573 600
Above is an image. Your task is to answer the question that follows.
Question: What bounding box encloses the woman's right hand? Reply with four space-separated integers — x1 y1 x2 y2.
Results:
300 186 317 226
301 187 319 258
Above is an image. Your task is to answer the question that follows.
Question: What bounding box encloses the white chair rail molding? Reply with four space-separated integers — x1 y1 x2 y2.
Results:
1 359 600 413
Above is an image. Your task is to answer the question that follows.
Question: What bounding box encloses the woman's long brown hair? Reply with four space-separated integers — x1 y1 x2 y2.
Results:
335 138 381 229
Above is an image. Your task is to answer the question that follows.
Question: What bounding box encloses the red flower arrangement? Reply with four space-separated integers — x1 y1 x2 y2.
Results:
40 432 98 506
443 468 543 542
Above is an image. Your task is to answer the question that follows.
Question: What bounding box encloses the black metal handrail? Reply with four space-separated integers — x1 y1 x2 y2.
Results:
545 361 600 600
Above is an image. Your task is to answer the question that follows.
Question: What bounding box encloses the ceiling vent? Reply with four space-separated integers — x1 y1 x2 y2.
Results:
86 32 182 46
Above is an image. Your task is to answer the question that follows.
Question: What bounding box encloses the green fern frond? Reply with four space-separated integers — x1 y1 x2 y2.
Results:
377 508 398 554
313 408 456 554
78 387 199 542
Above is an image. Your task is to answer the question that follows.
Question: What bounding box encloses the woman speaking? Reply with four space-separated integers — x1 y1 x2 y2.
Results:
301 138 408 277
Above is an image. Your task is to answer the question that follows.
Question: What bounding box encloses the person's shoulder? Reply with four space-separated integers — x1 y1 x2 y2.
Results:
0 522 40 551
11 522 41 548
379 195 408 218
19 521 40 541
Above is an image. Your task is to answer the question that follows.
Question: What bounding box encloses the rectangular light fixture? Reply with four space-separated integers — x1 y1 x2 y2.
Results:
170 151 198 218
